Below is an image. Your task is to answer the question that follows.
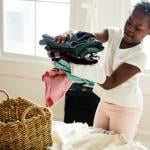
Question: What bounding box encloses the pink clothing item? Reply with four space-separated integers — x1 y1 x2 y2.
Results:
42 68 73 107
93 100 142 141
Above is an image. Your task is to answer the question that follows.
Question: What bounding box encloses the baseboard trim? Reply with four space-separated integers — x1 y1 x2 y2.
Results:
53 114 64 122
135 130 150 144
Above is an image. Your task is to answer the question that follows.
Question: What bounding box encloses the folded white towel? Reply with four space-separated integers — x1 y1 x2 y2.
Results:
70 61 106 84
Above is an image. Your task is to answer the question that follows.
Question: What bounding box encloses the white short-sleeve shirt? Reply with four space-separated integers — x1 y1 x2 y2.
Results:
93 27 147 107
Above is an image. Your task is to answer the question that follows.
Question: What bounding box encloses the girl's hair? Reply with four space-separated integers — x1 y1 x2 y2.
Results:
134 1 150 17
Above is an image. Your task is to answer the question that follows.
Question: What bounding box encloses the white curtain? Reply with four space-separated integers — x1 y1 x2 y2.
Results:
80 0 100 32
70 0 131 32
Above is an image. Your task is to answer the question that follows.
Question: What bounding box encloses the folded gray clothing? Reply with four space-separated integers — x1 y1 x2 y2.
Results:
69 31 96 41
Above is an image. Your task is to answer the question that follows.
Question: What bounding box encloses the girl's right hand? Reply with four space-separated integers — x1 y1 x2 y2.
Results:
54 35 68 44
54 31 74 44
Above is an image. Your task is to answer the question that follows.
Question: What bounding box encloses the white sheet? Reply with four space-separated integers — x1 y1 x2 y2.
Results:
70 61 106 84
48 121 148 150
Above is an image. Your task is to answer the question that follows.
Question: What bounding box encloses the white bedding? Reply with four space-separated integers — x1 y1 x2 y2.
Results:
48 121 148 150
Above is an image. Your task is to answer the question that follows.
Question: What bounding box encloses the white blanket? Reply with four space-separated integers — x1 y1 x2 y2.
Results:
48 122 148 150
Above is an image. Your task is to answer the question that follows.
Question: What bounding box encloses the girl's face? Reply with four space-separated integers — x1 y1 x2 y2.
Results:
123 9 150 44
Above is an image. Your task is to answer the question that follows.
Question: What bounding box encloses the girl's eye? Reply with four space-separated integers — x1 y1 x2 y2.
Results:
135 27 142 31
127 20 132 25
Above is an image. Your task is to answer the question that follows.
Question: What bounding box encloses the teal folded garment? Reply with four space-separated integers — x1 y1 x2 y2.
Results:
39 31 104 62
54 59 94 87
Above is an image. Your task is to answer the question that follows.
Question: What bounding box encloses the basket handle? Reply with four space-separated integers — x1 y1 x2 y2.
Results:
0 89 9 100
21 105 46 121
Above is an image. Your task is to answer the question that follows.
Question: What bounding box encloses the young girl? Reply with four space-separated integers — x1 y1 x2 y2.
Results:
55 1 150 141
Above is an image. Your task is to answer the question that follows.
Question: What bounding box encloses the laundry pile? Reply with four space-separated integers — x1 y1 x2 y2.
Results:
39 31 105 107
48 121 148 150
39 31 104 65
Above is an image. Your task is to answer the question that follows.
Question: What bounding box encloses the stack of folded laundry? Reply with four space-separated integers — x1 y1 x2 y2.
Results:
39 31 104 65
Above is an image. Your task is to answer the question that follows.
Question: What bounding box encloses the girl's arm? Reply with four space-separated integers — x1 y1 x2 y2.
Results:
55 29 109 43
95 29 109 43
99 63 141 90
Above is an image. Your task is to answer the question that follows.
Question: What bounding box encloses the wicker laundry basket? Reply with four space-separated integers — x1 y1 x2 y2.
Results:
0 90 53 150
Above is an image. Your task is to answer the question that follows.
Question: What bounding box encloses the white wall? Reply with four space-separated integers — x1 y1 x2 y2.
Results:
70 0 130 32
0 57 65 121
136 75 150 143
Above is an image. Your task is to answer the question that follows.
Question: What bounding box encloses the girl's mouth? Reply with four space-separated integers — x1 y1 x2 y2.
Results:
123 32 133 43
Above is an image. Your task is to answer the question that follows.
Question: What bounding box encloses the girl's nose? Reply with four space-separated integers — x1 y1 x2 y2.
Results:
128 25 135 33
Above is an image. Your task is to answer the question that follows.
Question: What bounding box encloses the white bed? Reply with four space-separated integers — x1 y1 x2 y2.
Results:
48 121 148 150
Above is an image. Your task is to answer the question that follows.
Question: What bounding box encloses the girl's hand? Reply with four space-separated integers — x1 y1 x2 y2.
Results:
55 35 67 44
55 31 74 44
